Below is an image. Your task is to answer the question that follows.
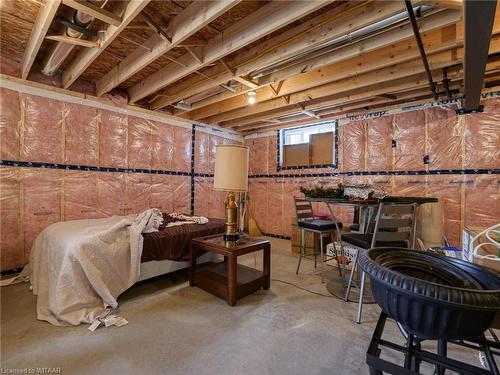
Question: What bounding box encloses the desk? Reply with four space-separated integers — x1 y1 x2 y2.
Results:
305 196 438 234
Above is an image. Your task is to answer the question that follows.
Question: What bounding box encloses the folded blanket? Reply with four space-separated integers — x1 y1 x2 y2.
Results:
23 208 163 326
168 212 209 225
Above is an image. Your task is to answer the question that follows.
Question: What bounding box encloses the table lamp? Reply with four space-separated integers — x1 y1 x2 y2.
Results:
213 144 249 243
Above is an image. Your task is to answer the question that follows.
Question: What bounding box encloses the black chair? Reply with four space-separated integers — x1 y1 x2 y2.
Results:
342 202 417 323
294 197 344 283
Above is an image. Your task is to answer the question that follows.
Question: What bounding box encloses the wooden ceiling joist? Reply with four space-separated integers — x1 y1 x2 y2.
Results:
199 17 466 124
149 0 411 110
203 29 468 123
233 76 259 89
8 0 499 135
217 41 492 128
45 34 100 48
61 0 122 26
237 56 500 132
223 74 438 129
240 79 468 132
95 0 240 97
422 0 463 10
127 0 332 104
62 0 151 89
21 0 61 80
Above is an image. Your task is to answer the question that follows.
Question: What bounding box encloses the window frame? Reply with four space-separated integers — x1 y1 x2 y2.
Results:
276 120 339 171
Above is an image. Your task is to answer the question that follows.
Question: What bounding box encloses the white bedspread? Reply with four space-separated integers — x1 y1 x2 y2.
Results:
23 208 163 326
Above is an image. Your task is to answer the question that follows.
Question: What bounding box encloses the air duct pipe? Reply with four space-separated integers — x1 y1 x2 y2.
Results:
42 1 104 76
249 5 432 80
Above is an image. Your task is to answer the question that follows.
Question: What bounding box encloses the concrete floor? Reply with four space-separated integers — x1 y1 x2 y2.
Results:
1 238 482 375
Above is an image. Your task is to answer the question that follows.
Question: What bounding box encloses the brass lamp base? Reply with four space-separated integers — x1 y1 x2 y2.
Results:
224 192 239 243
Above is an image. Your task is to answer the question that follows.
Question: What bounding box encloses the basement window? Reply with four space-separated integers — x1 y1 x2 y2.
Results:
278 121 338 169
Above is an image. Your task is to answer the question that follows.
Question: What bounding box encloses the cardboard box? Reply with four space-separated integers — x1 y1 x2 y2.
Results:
283 143 309 167
309 132 333 165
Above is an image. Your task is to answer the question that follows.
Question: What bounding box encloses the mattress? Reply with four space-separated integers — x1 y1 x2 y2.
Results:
141 217 225 262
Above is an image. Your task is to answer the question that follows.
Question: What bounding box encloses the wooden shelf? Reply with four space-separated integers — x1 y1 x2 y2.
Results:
193 261 266 302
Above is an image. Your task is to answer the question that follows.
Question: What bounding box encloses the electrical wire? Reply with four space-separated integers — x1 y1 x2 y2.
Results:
271 278 334 298
251 246 333 298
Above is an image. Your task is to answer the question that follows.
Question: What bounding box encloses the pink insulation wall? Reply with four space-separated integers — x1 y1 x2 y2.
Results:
246 98 500 245
193 130 242 219
0 87 238 271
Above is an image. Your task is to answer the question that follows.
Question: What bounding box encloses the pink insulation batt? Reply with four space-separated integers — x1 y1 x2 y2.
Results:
243 100 500 242
63 103 98 166
0 87 499 270
0 88 242 270
22 94 63 164
99 110 128 168
0 88 20 160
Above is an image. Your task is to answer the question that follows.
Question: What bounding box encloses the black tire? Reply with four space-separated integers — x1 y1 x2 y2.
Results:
359 247 500 340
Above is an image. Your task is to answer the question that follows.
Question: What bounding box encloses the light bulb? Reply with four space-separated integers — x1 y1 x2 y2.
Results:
248 95 256 104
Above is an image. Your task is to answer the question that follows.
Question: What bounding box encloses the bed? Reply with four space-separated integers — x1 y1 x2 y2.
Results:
24 210 226 325
139 214 225 281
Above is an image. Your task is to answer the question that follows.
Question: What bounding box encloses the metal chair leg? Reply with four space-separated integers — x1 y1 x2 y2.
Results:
336 225 347 278
320 234 325 283
330 231 342 277
356 270 366 324
296 228 305 274
345 247 359 302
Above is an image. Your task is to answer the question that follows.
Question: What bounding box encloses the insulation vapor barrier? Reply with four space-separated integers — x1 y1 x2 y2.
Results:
245 98 500 244
0 88 241 271
194 177 226 219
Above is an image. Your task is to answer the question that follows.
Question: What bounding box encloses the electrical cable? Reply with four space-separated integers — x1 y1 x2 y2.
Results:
271 278 334 298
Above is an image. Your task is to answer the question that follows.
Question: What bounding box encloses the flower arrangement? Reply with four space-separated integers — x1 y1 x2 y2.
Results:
299 184 344 198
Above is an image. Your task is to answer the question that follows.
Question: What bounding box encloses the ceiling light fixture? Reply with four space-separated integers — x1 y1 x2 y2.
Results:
247 91 256 105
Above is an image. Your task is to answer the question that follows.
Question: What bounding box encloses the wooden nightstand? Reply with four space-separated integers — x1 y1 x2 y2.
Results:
189 234 271 306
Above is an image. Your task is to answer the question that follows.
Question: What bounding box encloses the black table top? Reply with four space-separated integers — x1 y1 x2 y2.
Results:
304 196 438 205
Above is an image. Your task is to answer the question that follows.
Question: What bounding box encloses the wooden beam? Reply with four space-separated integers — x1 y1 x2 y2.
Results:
233 76 258 89
463 0 497 110
218 46 472 128
62 0 122 26
95 0 239 96
234 56 500 131
223 74 432 129
149 1 409 110
141 11 171 42
45 34 100 48
184 46 203 64
62 0 150 89
21 0 61 80
240 83 465 132
422 0 463 9
238 97 401 131
127 0 332 103
246 78 500 133
202 22 466 124
184 9 463 120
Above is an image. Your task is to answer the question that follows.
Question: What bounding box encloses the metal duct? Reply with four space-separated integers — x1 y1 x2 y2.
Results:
249 5 432 80
42 1 103 76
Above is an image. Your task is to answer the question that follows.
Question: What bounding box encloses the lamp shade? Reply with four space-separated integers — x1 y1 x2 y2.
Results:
214 145 249 192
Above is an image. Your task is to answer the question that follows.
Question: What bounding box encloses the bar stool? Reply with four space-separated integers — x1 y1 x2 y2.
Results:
294 197 343 283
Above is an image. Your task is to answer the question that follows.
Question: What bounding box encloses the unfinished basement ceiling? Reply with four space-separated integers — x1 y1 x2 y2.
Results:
0 0 499 134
